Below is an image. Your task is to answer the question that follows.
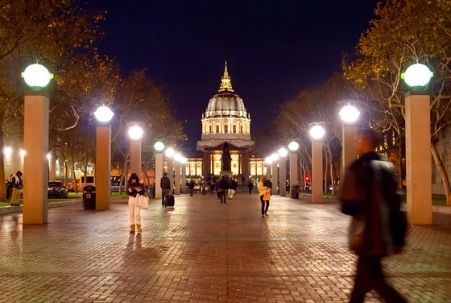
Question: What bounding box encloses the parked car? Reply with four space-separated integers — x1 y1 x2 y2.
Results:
48 181 68 198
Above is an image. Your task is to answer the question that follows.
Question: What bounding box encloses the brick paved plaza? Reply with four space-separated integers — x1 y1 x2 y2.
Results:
0 192 450 303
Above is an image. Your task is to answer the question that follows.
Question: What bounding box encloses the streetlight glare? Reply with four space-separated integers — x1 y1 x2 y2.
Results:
288 141 299 151
174 152 183 162
21 63 54 88
154 141 165 152
180 157 188 164
165 147 175 158
128 125 144 140
309 124 326 140
94 105 114 123
270 152 279 162
339 104 360 124
264 156 273 164
3 146 12 157
402 63 433 88
20 149 26 157
278 147 288 157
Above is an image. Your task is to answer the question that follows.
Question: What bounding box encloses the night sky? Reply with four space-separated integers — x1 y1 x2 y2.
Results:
87 0 376 149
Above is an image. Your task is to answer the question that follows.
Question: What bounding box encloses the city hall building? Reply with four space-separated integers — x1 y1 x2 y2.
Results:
195 62 261 182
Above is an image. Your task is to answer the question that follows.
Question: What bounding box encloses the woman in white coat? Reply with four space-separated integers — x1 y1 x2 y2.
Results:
126 173 145 233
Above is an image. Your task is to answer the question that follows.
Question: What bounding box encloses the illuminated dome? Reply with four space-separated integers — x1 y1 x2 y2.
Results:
204 62 248 118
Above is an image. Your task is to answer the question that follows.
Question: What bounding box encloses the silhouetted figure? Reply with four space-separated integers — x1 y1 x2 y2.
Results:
340 128 408 303
222 142 231 171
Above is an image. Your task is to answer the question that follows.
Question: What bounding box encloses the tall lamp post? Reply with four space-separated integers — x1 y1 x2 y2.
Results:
288 141 299 199
21 63 53 224
264 156 272 180
270 152 279 194
402 63 433 224
165 147 175 190
154 141 165 199
173 152 182 195
339 104 360 179
128 124 144 176
277 147 288 196
309 123 325 203
94 105 114 210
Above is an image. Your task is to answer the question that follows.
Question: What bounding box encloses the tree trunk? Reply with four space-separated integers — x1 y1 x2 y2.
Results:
431 141 451 205
0 113 5 201
72 161 78 193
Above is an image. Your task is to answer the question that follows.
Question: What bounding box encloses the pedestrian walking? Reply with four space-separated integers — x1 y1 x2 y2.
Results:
188 179 195 196
10 171 23 206
127 173 145 234
214 178 221 200
160 172 171 207
257 176 267 217
247 179 254 194
339 128 408 303
227 178 236 199
219 175 229 204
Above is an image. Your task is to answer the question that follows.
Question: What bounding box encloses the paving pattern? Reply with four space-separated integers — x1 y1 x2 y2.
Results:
0 191 450 302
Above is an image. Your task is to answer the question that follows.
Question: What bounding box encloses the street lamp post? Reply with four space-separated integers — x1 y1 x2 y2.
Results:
277 147 288 196
288 141 299 199
165 147 175 191
174 152 182 195
270 152 279 194
154 141 165 199
181 157 188 193
339 104 360 179
21 63 53 224
94 105 114 210
264 156 272 180
402 63 434 224
309 123 325 203
128 124 144 177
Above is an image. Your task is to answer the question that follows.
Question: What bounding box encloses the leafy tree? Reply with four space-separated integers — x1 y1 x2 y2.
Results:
0 0 105 200
343 0 451 203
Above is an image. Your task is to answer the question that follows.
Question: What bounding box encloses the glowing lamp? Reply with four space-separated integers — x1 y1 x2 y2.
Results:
128 125 143 140
288 141 299 151
94 105 114 123
309 124 325 140
277 147 288 157
21 63 53 88
3 146 12 157
402 63 433 88
264 156 273 164
154 141 165 152
339 104 360 124
165 147 175 158
270 152 279 162
174 152 183 162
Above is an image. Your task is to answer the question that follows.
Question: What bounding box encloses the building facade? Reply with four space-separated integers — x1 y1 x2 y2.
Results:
196 62 254 182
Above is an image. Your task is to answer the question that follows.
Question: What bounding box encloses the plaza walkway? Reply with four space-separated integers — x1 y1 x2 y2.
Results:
0 191 450 303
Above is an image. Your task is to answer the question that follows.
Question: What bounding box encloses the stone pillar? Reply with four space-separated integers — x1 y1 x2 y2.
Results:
289 152 298 199
341 124 358 179
181 162 187 193
312 140 323 203
130 140 141 176
95 125 111 210
271 161 278 194
174 161 181 195
48 151 56 181
155 153 163 199
279 157 287 196
167 158 174 192
405 93 432 224
266 163 271 180
23 94 49 224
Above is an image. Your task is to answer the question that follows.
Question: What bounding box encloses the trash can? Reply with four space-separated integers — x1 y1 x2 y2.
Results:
83 185 96 210
290 185 299 199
